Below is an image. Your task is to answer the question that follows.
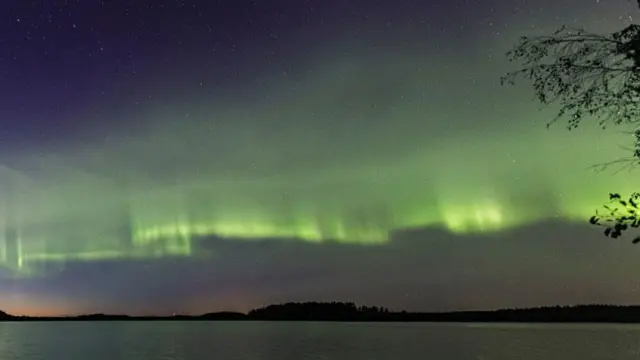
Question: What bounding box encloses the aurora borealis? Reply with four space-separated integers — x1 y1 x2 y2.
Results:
1 0 640 316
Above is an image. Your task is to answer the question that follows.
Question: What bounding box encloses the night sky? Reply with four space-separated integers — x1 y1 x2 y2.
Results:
0 0 639 316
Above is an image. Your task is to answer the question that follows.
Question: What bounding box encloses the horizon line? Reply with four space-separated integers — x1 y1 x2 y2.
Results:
4 301 639 319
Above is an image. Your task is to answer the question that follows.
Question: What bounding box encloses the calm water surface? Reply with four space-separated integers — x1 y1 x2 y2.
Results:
1 321 640 359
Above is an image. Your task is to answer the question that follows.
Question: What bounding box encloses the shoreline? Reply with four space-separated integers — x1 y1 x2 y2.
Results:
4 302 640 324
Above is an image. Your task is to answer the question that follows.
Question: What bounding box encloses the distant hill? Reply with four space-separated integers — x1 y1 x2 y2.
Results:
0 310 12 320
5 303 640 323
199 311 247 320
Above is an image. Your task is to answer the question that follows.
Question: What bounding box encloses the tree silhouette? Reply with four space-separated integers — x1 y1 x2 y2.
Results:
502 1 640 243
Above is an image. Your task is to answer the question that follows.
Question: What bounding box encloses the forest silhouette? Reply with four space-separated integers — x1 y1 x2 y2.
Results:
4 302 640 323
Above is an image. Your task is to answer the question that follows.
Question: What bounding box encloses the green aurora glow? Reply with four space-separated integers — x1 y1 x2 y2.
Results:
0 126 632 275
0 42 634 275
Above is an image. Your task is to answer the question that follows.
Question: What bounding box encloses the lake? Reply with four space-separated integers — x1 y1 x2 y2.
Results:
1 321 640 359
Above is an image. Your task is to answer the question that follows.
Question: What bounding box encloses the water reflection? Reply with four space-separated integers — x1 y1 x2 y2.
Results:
1 322 640 360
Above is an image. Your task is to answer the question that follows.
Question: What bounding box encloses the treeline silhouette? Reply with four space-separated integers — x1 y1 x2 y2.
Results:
248 303 640 322
248 302 391 321
5 302 640 323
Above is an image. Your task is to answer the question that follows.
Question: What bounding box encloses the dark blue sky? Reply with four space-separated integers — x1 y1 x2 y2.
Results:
0 0 518 145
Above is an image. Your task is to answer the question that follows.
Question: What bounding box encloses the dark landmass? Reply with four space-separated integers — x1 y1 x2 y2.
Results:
5 302 640 323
